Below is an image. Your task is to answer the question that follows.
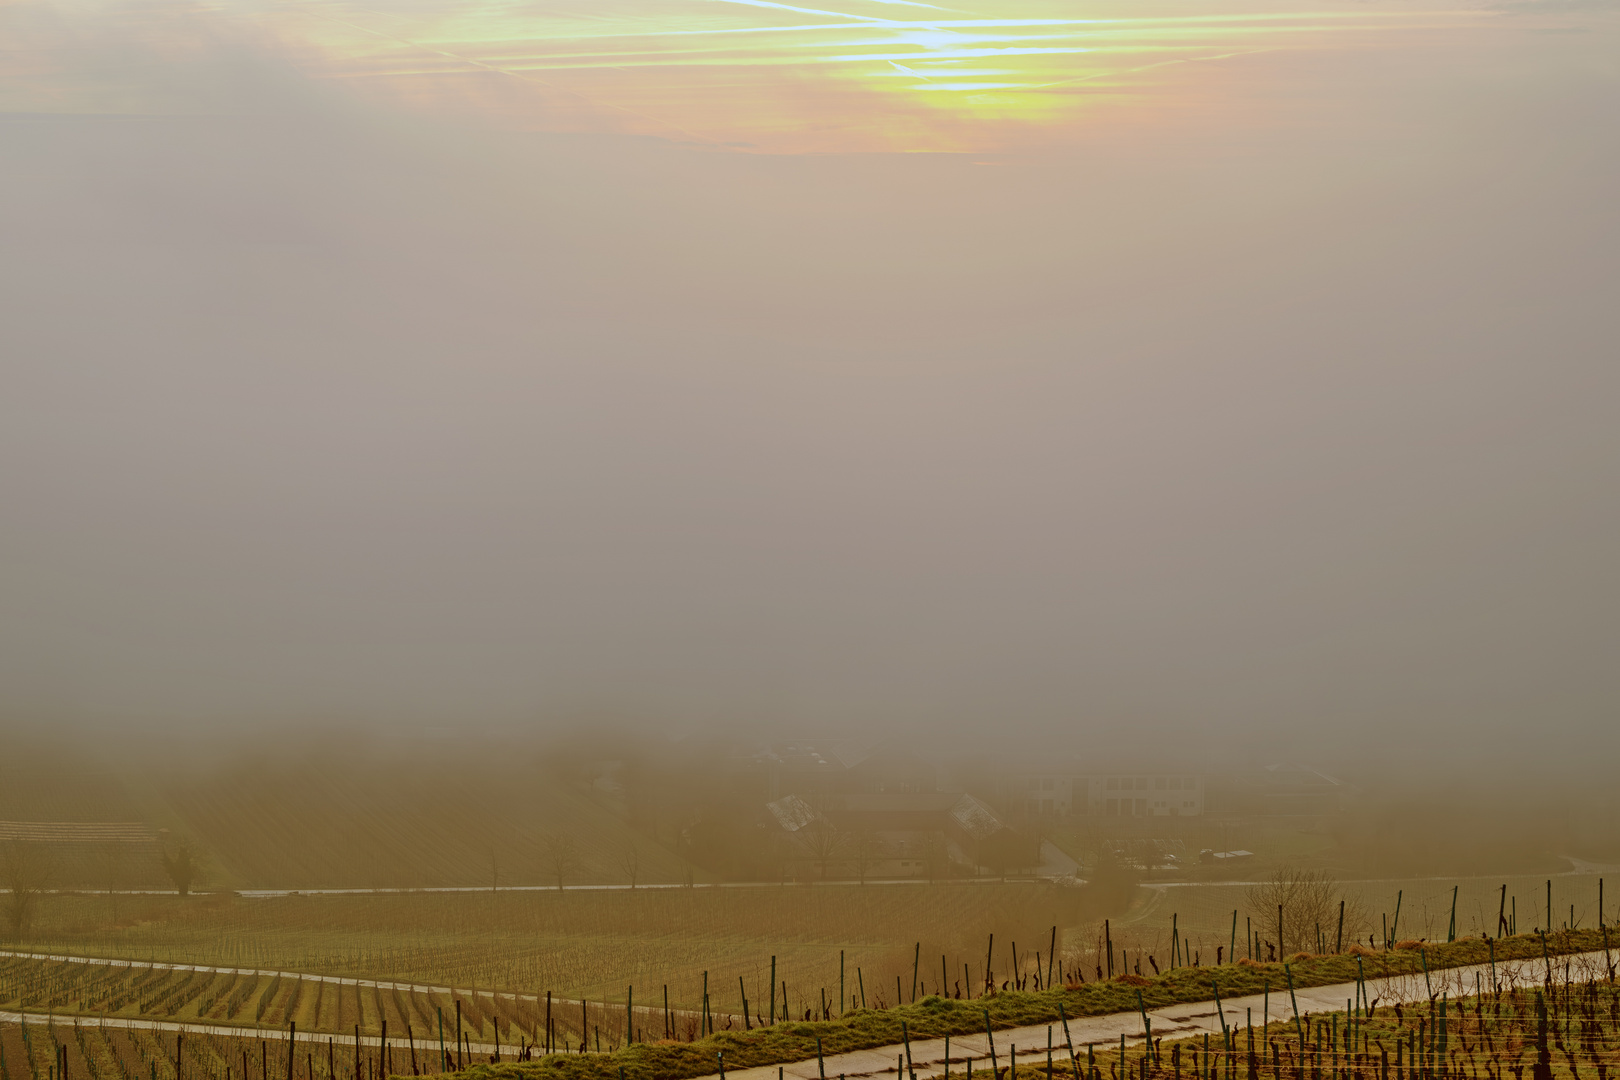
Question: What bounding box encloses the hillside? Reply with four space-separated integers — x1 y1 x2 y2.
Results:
0 735 689 891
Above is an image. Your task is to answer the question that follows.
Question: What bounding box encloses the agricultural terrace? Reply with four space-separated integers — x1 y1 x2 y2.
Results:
4 874 1612 1080
8 875 1611 1020
2 884 1074 1015
444 931 1620 1080
6 929 1610 1080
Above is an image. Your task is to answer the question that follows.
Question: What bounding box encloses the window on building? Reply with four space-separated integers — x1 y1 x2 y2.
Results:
1154 777 1166 789
1135 777 1148 790
1041 777 1053 790
1106 777 1118 790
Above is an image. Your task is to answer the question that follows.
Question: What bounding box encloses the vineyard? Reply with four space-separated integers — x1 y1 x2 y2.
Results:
1116 874 1610 960
2 919 1616 1080
4 884 1072 1014
413 929 1620 1080
12 874 1614 1016
0 953 617 1055
1040 971 1620 1080
0 1017 450 1080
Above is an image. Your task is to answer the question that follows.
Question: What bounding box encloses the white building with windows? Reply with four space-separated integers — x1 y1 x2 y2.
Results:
997 771 1076 817
989 766 1205 818
1077 773 1204 817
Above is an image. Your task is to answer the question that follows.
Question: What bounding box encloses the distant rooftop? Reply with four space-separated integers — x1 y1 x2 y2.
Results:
946 794 1008 840
765 795 820 832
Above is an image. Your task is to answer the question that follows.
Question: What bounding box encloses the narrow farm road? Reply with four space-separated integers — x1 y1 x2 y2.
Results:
691 948 1616 1080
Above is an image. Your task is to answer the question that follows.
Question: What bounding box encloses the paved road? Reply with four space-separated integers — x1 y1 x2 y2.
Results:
688 947 1617 1080
11 881 1048 899
19 867 1614 898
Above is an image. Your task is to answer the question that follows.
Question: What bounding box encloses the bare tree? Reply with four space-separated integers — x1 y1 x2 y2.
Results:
543 834 582 891
1245 865 1367 955
2 840 52 939
921 833 949 884
100 842 126 922
798 820 847 881
618 842 640 889
159 835 203 896
848 829 887 885
1079 845 1141 917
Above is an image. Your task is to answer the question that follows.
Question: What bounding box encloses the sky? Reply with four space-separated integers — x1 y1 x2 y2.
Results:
1 0 1617 759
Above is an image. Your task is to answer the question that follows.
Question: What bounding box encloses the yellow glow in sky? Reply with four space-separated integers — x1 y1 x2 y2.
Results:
242 0 1489 151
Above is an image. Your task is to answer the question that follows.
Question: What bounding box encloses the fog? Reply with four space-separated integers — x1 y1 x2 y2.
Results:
2 0 1617 780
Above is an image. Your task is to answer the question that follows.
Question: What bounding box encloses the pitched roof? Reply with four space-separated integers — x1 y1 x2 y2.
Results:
825 739 886 770
765 795 821 833
946 794 1008 840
